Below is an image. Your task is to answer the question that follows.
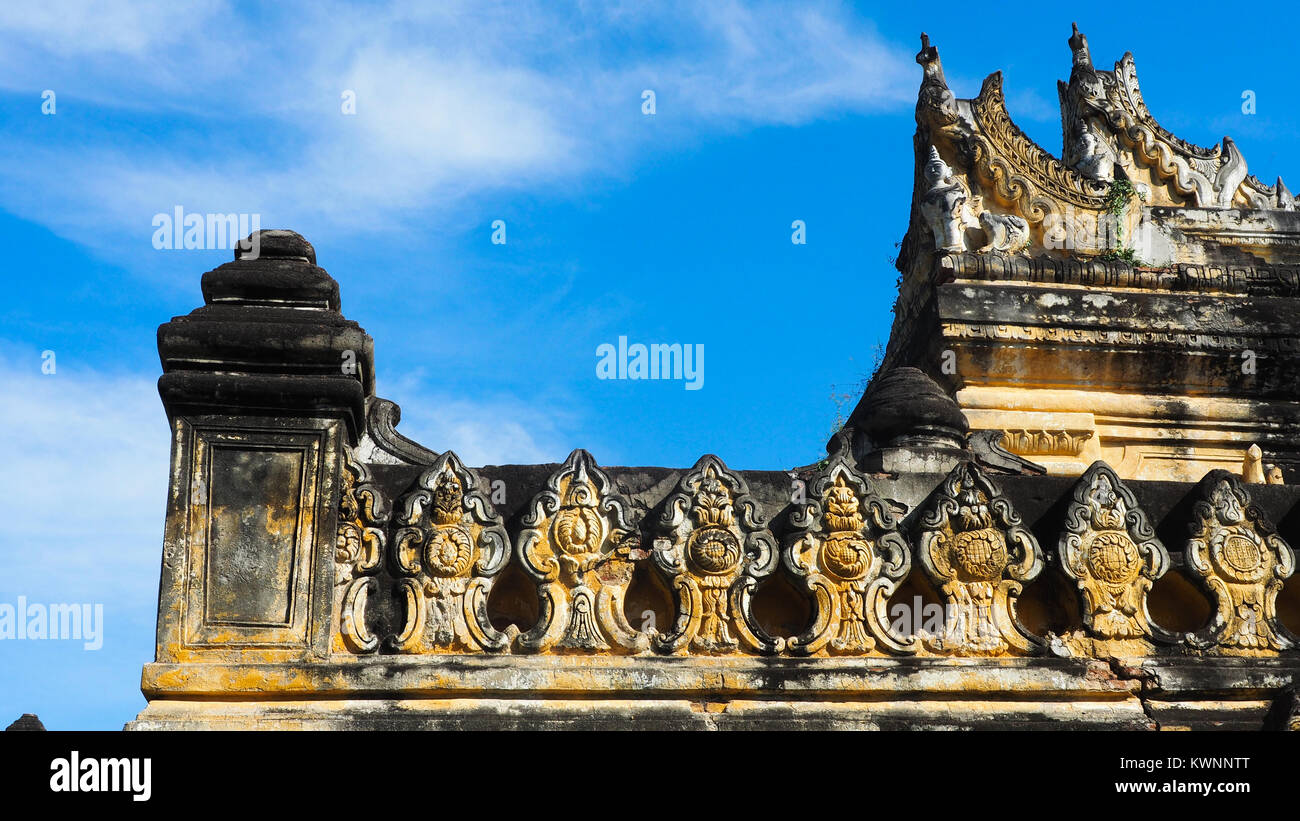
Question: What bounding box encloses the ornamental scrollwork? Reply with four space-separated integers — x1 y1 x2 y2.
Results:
651 455 782 655
515 449 649 654
784 455 915 656
1060 462 1179 648
1186 471 1297 654
390 451 511 653
334 450 389 654
915 461 1044 656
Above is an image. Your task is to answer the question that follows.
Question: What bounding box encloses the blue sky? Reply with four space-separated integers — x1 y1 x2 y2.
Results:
1 0 1295 729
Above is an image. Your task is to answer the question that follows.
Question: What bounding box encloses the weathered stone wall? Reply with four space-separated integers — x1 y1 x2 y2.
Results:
883 28 1300 483
130 231 1300 730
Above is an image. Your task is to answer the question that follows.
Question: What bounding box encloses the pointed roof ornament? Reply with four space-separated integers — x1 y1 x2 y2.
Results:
1277 177 1295 210
1068 22 1092 68
916 32 945 79
915 32 957 125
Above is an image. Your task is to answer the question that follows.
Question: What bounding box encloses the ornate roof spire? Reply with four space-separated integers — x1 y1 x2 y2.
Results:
1068 22 1092 68
915 33 957 125
916 32 944 77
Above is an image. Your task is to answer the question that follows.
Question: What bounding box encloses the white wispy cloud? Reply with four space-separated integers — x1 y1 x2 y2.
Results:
0 0 917 251
0 352 168 603
376 369 573 466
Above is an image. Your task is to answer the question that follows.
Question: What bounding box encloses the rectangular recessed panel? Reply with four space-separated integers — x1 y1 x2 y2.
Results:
204 447 304 626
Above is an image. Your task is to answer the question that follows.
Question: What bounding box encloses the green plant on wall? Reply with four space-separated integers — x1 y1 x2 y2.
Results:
1097 179 1150 265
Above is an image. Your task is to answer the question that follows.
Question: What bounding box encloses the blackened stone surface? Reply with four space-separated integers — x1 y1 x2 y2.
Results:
157 229 373 439
848 366 970 444
5 714 45 731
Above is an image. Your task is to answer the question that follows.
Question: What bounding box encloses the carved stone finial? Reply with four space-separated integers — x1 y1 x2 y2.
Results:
916 32 938 68
1276 177 1296 211
1185 471 1297 654
1243 444 1267 483
785 455 915 656
235 228 316 263
1060 462 1179 648
914 461 1044 656
1068 22 1092 67
915 33 957 125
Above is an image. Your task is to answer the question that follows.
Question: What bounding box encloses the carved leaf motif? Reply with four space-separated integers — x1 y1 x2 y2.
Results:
1060 462 1174 645
390 451 510 654
1185 471 1297 654
652 455 780 656
783 456 915 656
915 461 1043 656
514 449 646 654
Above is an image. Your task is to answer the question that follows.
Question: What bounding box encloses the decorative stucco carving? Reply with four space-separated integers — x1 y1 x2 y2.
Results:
915 461 1044 655
915 32 957 127
354 397 439 466
784 455 915 655
515 449 649 654
1068 128 1117 183
977 211 1030 253
967 70 1111 219
1060 462 1176 643
1001 429 1093 458
1059 23 1278 210
334 450 389 654
391 452 511 653
652 455 782 655
1186 471 1297 654
918 145 972 252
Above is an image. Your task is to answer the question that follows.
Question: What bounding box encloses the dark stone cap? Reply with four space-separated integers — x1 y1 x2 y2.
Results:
848 366 969 446
158 230 373 440
202 229 338 310
236 229 316 264
6 713 45 731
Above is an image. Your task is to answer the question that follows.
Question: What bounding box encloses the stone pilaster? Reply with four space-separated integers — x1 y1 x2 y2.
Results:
146 231 372 674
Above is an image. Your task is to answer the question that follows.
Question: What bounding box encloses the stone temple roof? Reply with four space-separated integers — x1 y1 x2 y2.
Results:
881 25 1300 489
126 27 1300 729
130 217 1300 729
